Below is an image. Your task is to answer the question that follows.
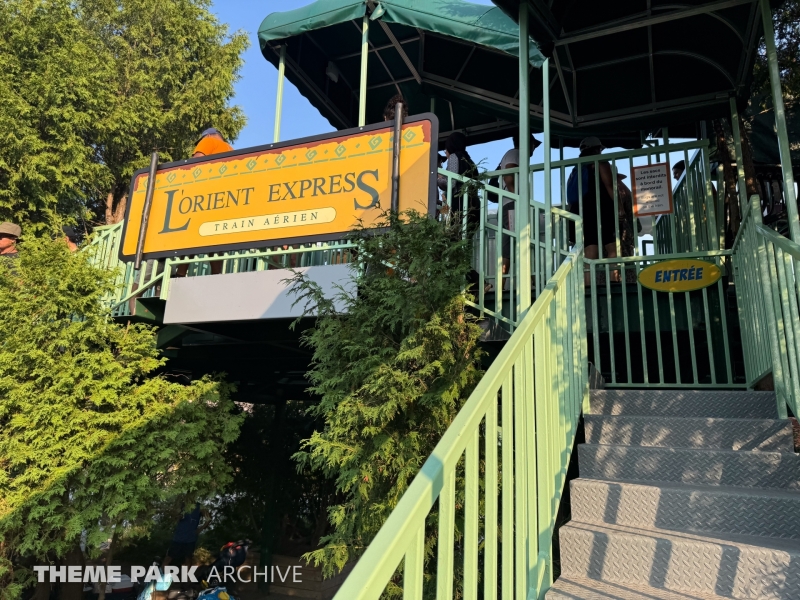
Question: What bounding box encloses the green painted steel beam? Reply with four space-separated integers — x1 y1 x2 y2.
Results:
760 0 800 243
273 44 286 143
517 3 532 313
359 14 369 127
543 57 553 281
729 97 748 219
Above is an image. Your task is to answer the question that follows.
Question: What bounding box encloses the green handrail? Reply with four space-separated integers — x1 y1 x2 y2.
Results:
82 223 357 317
733 194 800 419
333 239 588 600
654 144 718 255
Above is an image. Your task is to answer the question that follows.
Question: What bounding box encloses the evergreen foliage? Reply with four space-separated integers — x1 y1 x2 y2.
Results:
0 0 247 230
288 211 484 589
0 236 244 598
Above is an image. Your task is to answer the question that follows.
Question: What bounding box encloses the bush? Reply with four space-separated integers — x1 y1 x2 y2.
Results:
288 211 484 588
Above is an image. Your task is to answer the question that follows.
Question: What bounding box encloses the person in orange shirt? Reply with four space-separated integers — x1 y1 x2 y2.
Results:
192 127 233 158
176 128 234 277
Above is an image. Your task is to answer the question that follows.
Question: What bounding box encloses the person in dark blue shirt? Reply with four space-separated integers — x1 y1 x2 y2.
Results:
164 504 210 566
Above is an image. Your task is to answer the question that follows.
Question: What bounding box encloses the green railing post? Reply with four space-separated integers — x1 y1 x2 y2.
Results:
358 14 369 127
760 0 800 242
517 2 532 313
752 195 789 418
273 44 286 143
729 97 748 220
543 58 552 281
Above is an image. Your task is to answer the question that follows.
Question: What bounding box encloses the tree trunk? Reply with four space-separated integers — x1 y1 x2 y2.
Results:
105 191 114 225
739 115 761 200
713 118 740 244
105 190 128 225
97 525 121 600
33 581 52 600
57 545 84 600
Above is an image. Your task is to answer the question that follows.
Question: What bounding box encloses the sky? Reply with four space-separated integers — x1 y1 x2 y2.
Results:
209 0 683 253
210 0 530 172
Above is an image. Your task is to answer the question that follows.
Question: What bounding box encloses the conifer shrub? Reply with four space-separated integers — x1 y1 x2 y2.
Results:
288 211 484 594
0 235 243 599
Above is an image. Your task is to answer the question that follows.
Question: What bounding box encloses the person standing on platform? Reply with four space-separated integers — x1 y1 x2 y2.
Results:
176 128 233 277
163 504 211 567
568 137 619 282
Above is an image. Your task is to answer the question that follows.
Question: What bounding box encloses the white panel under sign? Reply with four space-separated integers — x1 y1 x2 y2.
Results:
163 264 354 324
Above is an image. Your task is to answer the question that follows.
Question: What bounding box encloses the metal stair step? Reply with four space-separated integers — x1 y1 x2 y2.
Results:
589 390 778 419
578 444 800 489
558 521 800 599
546 575 737 599
570 478 800 540
584 415 795 452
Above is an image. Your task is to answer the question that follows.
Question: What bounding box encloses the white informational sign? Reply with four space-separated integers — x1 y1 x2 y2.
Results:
631 163 674 217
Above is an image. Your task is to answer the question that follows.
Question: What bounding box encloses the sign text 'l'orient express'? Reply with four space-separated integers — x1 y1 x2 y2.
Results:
119 115 438 260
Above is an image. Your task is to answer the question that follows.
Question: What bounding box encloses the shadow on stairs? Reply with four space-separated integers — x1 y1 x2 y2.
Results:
548 390 800 600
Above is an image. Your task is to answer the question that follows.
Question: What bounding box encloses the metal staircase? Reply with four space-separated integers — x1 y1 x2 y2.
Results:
549 390 800 600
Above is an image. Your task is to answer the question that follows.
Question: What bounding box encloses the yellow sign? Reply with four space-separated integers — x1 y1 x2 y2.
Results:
638 259 721 292
120 116 438 260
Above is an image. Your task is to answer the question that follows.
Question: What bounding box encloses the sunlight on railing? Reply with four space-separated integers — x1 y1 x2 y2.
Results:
333 241 587 600
733 195 800 418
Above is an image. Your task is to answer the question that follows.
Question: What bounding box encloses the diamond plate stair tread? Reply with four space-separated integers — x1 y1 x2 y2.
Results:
589 391 778 419
584 415 795 452
558 521 800 599
546 576 737 599
578 444 800 489
570 478 800 539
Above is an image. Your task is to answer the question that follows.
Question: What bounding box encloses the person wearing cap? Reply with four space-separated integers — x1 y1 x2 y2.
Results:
570 137 619 281
499 133 541 277
62 225 81 252
192 128 233 158
0 222 21 259
176 128 233 277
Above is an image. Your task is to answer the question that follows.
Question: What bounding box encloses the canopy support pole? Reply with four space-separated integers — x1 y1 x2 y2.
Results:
359 15 369 127
391 103 404 213
760 0 799 241
543 58 552 281
729 97 748 220
134 151 159 271
517 3 532 314
273 45 286 143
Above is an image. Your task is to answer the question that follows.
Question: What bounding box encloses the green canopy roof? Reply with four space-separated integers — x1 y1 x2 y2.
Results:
258 0 368 44
259 0 544 66
258 0 546 146
491 0 769 135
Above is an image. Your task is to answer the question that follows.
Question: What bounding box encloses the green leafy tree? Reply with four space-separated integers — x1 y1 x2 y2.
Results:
0 235 244 599
0 0 113 230
0 0 247 231
752 0 800 102
289 211 484 591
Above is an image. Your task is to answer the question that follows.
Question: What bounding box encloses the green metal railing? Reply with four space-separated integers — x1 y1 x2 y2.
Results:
88 167 569 325
84 222 357 318
438 168 573 330
334 237 587 600
584 252 738 387
733 194 800 418
521 140 739 387
655 144 720 254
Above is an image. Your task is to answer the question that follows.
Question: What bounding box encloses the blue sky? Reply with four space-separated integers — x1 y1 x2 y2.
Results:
208 2 680 201
210 0 528 171
209 1 670 250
